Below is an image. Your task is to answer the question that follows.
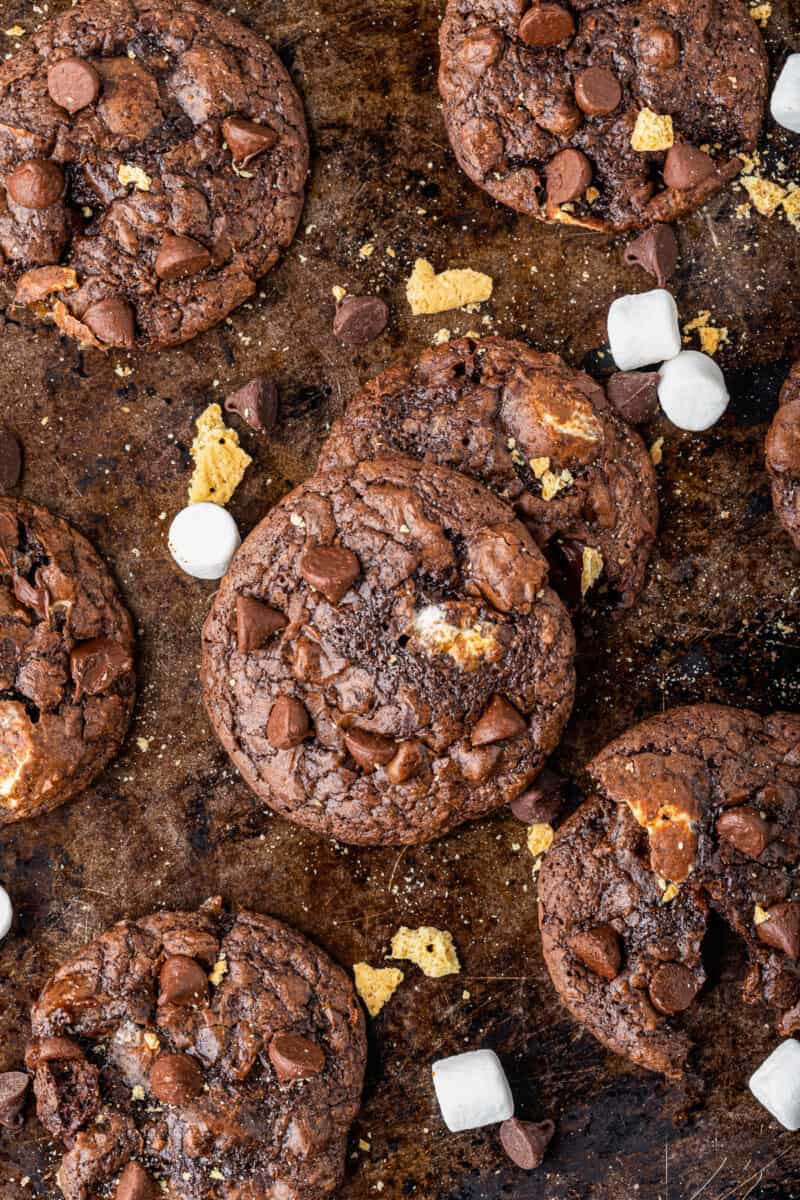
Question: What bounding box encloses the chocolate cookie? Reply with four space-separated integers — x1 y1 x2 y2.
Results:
201 456 576 845
539 705 800 1078
0 498 135 823
766 361 800 550
26 898 366 1200
319 338 658 610
1 0 308 350
438 0 768 232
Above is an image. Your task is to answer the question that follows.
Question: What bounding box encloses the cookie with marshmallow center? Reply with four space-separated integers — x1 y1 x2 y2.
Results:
766 361 800 550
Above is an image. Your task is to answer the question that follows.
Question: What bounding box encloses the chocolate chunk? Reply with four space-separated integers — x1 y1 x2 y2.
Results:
114 1162 158 1200
344 728 396 771
268 1032 325 1082
155 234 211 282
225 377 279 433
332 295 389 345
518 4 574 47
568 925 622 980
471 694 527 746
158 955 209 1007
267 695 310 750
6 159 64 209
648 962 701 1015
0 1072 29 1128
13 572 47 618
757 901 800 960
716 807 772 859
0 430 22 491
222 116 278 166
25 1037 84 1069
510 768 564 824
637 26 680 68
299 545 360 604
149 1053 204 1106
606 372 660 425
70 638 133 701
47 57 100 113
663 144 716 191
236 595 287 652
624 225 678 287
83 297 135 348
574 67 621 117
546 148 592 204
767 398 800 475
499 1116 555 1170
385 739 426 784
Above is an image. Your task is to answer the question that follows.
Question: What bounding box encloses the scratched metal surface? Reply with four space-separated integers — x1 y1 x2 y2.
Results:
0 0 800 1197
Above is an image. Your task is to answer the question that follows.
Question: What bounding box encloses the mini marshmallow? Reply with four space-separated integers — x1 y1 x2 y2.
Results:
432 1049 514 1132
749 1039 800 1130
0 885 12 941
168 502 241 580
657 350 729 431
607 289 681 371
770 54 800 134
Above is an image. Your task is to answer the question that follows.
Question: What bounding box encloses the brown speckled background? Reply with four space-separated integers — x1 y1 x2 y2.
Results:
1 0 800 1197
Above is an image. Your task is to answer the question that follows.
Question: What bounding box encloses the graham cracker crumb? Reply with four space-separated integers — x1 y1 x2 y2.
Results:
740 175 787 216
209 956 228 986
527 823 554 857
188 403 252 506
540 467 574 501
389 925 461 978
749 3 771 25
406 258 493 316
118 163 152 192
631 108 674 152
581 546 604 596
650 437 664 466
683 311 728 356
754 904 770 926
353 963 404 1016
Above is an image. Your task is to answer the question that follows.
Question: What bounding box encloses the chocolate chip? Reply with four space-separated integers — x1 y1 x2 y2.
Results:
663 144 716 190
0 430 22 491
83 297 135 348
225 377 279 433
114 1162 158 1200
6 159 64 209
716 807 772 859
606 372 660 424
158 955 209 1007
267 695 310 750
546 148 592 204
25 1036 84 1070
471 694 527 746
385 739 426 784
155 234 211 282
757 901 800 960
0 1072 29 1128
510 768 565 824
70 638 132 701
499 1117 555 1170
344 727 397 771
767 400 800 473
637 27 680 69
574 67 621 116
299 545 361 604
518 3 575 47
47 57 101 113
624 225 678 287
332 295 389 345
236 595 287 652
222 116 278 166
149 1053 204 1106
568 925 622 980
648 962 701 1015
268 1033 325 1082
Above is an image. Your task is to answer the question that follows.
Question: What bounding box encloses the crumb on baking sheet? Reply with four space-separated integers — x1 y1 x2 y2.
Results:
581 546 604 596
389 925 461 978
527 823 554 857
406 258 492 316
188 403 252 506
353 962 404 1016
631 108 674 152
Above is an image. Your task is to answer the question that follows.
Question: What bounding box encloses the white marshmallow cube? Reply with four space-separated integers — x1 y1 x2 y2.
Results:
658 350 729 432
749 1039 800 1130
432 1049 514 1132
771 54 800 134
0 885 12 941
607 289 681 371
168 503 241 580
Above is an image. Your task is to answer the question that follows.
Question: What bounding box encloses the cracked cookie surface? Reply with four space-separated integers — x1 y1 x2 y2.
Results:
0 0 308 349
201 456 576 845
0 497 135 823
766 361 800 550
319 337 658 611
26 899 366 1200
438 0 768 232
539 704 800 1077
